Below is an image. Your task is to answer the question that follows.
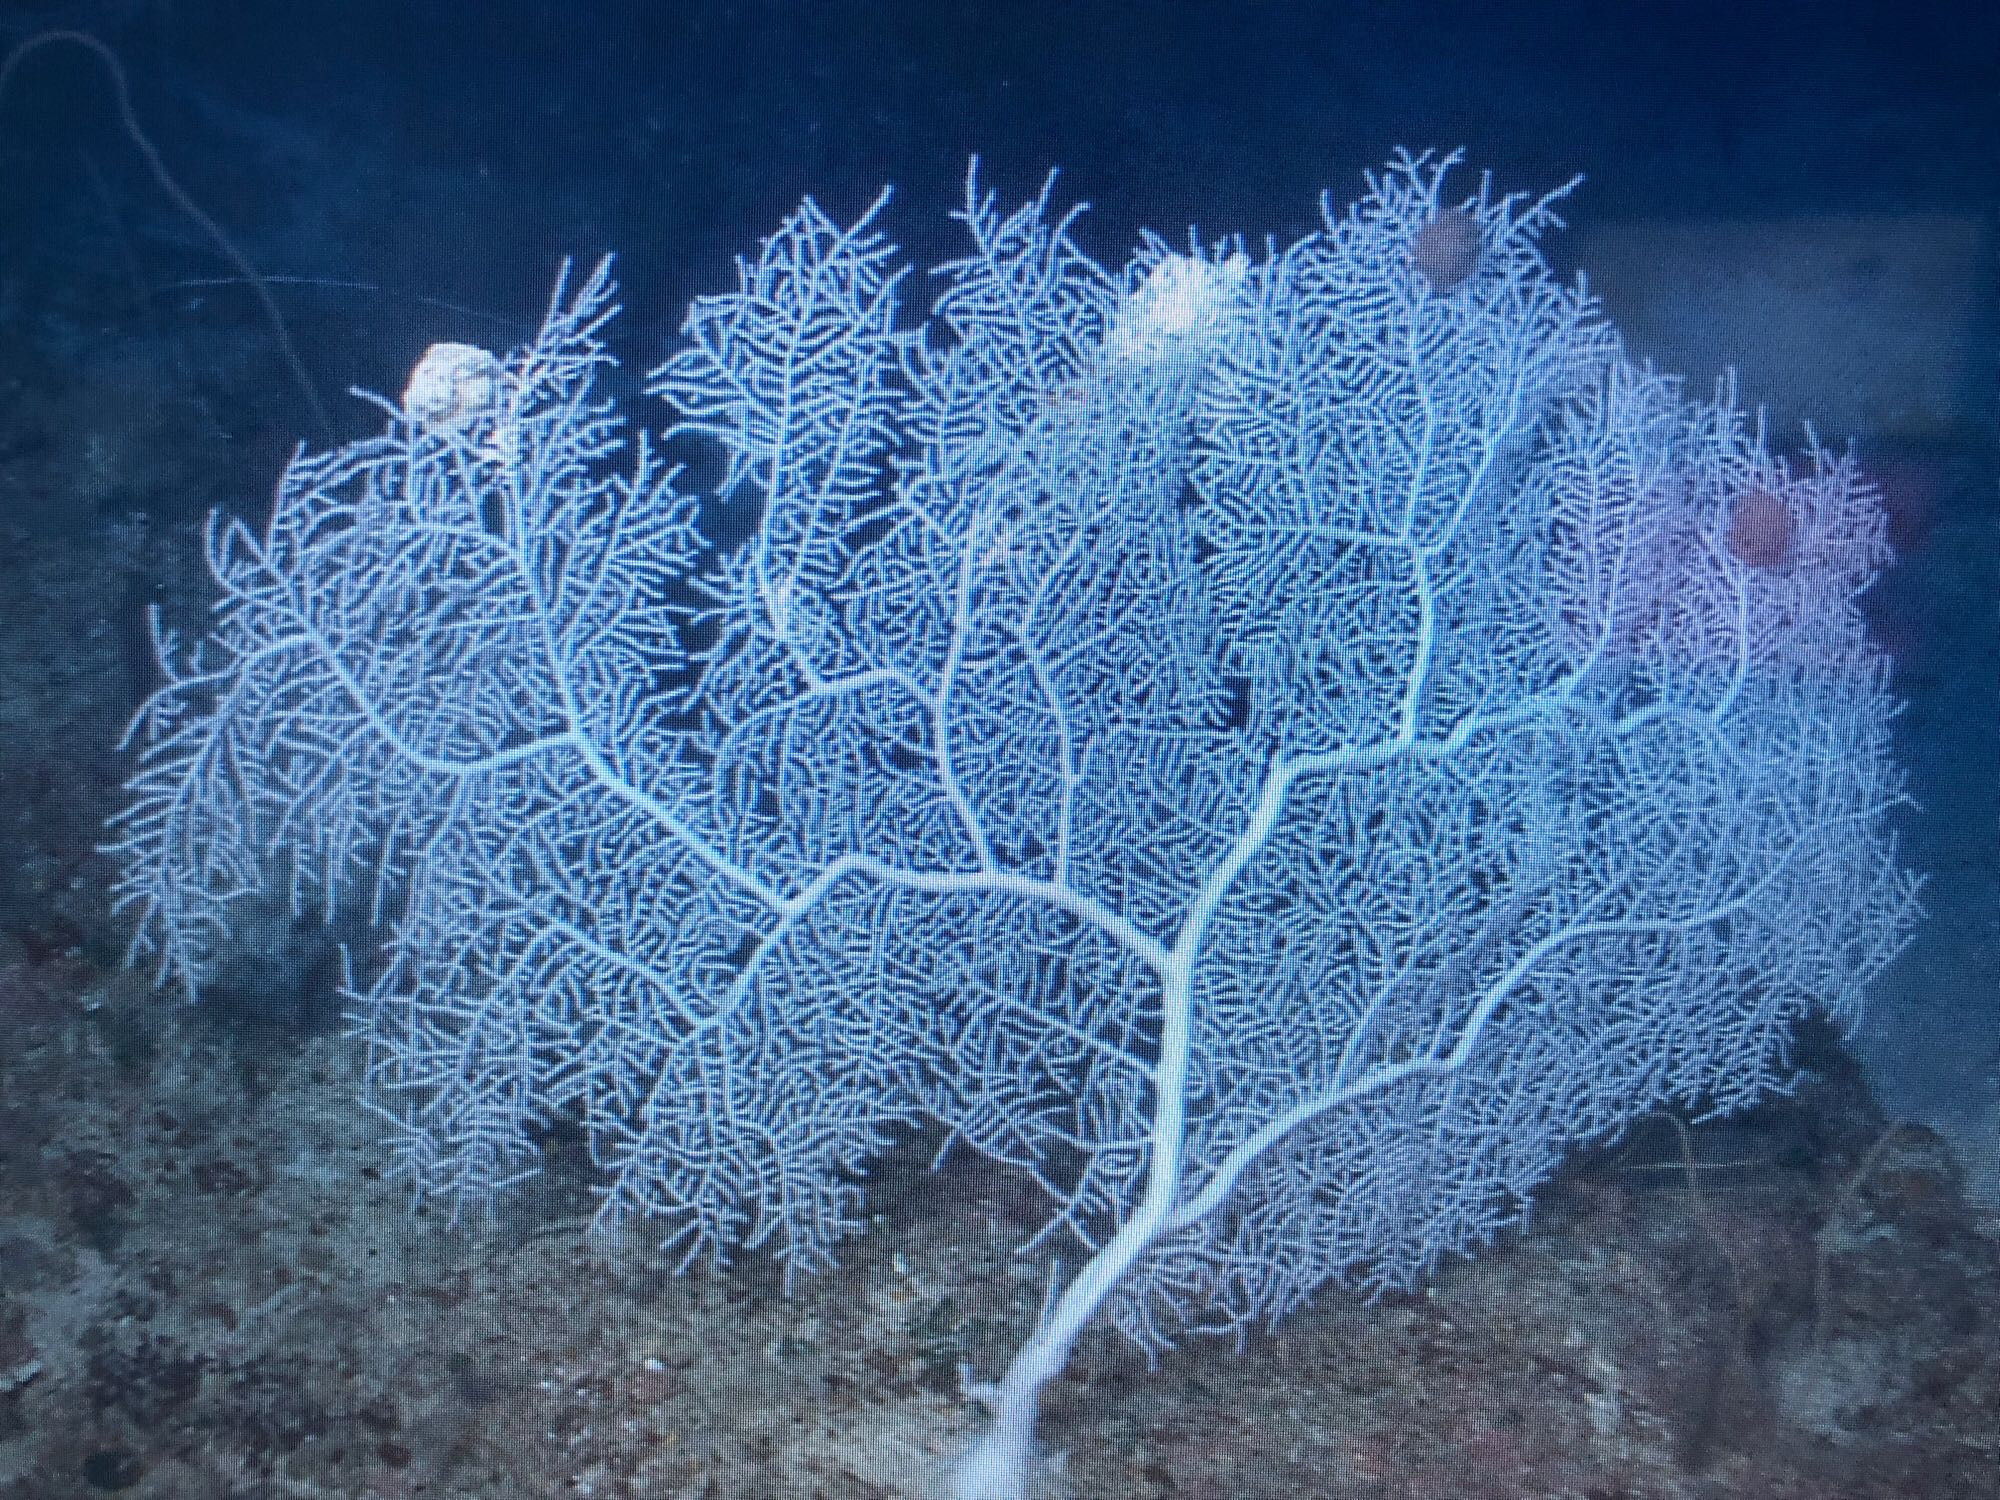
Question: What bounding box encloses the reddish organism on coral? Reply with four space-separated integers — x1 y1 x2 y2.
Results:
1726 488 1794 569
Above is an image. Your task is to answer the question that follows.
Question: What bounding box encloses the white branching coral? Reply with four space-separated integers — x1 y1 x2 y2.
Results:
111 162 1916 1500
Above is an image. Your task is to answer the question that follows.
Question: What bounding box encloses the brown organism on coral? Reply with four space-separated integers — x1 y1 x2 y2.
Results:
1411 207 1483 293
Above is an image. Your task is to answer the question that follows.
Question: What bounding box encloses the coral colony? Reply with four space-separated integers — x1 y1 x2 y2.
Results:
109 153 1916 1496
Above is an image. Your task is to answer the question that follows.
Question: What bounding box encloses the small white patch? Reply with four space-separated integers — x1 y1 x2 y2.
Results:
1101 251 1250 369
401 341 503 431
